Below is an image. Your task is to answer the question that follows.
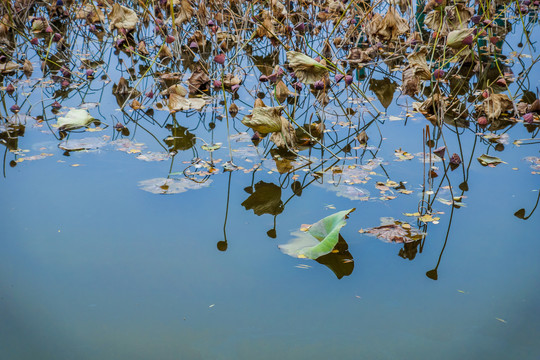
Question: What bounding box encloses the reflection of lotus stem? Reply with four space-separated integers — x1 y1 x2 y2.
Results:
220 72 234 162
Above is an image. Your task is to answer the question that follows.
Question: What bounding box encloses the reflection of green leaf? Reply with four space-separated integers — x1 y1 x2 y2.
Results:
241 181 283 216
279 208 355 259
477 154 506 167
315 234 354 279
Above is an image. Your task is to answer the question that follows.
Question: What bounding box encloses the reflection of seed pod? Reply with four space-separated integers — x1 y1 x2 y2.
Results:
6 83 14 94
345 75 353 86
121 127 130 137
291 181 302 196
228 103 238 117
313 80 325 90
450 153 462 166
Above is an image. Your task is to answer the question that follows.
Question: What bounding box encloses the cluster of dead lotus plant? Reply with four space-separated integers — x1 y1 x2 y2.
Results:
0 0 538 158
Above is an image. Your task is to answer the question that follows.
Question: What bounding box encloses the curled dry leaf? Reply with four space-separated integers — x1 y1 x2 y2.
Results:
175 0 194 26
22 59 33 75
402 67 420 96
108 3 139 31
163 84 188 97
137 41 149 55
222 73 242 88
270 116 297 149
286 51 329 85
275 80 293 102
482 93 514 120
188 68 210 94
168 93 207 112
76 4 105 24
242 106 284 133
0 61 19 74
367 8 409 42
407 47 431 80
446 29 475 49
425 4 473 36
158 44 173 59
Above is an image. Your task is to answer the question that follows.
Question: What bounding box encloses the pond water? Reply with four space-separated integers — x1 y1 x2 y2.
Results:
1 1 540 359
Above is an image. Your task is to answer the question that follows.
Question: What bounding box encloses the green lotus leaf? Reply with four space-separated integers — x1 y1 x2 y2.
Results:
57 109 94 131
279 208 355 259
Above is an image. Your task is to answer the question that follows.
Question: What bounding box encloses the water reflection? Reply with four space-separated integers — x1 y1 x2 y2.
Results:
0 0 538 283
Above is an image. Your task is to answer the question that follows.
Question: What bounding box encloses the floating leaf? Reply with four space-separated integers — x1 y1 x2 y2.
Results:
138 177 211 195
201 143 222 152
108 3 139 31
136 152 169 162
58 137 108 151
286 51 329 85
477 154 506 167
168 93 207 112
361 217 426 243
279 208 355 259
57 109 94 131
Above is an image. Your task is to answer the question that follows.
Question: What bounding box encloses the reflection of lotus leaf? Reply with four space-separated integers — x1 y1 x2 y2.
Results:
0 123 25 150
241 181 283 216
315 235 354 279
164 125 196 151
279 208 355 259
138 178 211 194
369 78 398 109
